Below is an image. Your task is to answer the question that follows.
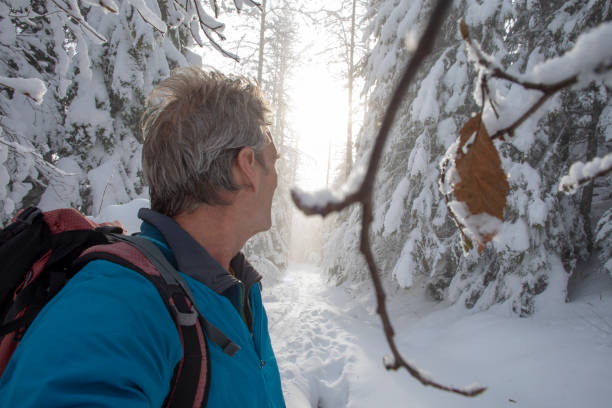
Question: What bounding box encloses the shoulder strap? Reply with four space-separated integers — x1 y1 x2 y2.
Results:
115 235 240 356
75 235 239 408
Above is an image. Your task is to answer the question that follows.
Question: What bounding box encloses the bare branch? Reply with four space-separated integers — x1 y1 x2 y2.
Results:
292 0 486 398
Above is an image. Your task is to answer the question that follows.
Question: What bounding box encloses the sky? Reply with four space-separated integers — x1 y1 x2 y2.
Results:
288 54 350 190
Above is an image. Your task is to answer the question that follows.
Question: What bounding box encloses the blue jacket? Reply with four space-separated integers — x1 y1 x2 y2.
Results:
0 209 285 407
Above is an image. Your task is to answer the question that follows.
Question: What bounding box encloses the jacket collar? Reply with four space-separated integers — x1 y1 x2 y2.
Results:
137 208 261 294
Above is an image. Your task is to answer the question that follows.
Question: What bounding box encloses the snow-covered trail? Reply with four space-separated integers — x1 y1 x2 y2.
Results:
263 263 356 407
264 263 417 407
265 263 612 408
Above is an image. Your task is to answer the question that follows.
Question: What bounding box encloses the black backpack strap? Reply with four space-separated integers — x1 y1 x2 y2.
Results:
75 235 239 407
116 235 240 356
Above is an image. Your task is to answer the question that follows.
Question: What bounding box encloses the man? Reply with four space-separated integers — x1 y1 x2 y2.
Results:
0 68 285 407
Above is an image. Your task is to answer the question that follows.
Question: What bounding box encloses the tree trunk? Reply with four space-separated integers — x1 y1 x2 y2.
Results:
257 0 267 85
345 0 357 181
580 109 601 253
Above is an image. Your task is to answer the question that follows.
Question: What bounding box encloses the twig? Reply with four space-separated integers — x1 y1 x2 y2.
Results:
49 0 107 43
201 27 240 62
0 137 74 181
460 20 611 140
191 0 239 61
292 0 485 398
210 0 219 18
559 152 612 194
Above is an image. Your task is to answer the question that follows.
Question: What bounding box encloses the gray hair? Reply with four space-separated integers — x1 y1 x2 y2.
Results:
141 67 271 217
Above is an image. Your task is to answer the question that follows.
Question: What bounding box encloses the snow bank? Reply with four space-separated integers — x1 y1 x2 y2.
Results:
269 263 612 408
93 198 150 234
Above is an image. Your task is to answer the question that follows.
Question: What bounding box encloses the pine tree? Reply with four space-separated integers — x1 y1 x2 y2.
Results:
322 0 612 315
0 0 78 222
1 0 261 221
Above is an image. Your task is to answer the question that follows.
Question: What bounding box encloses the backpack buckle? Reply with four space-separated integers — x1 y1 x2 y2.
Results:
171 304 198 326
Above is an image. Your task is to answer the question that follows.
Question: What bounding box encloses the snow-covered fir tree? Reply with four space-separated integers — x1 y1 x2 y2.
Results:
0 0 254 216
322 0 612 315
1 0 295 276
0 0 76 222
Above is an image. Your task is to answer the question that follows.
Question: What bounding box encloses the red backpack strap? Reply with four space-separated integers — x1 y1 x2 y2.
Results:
75 235 239 408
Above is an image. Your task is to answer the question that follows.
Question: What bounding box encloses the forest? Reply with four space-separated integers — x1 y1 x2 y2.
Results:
1 0 611 406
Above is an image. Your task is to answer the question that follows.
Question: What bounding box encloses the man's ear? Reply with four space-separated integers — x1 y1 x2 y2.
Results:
234 147 258 192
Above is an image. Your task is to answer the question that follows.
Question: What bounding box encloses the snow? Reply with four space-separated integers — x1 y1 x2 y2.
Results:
291 188 343 212
559 152 612 195
126 0 167 33
465 0 502 26
436 117 457 148
0 76 47 104
449 200 504 247
527 197 548 227
82 0 119 13
392 231 419 287
411 55 446 122
494 218 530 252
522 22 612 86
266 262 612 408
291 162 366 211
92 198 150 234
38 157 82 211
383 176 410 236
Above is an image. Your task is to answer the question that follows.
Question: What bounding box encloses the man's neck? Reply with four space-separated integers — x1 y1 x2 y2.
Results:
173 205 247 271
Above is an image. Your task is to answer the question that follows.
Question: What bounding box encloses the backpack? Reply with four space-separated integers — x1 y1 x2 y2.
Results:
0 207 239 407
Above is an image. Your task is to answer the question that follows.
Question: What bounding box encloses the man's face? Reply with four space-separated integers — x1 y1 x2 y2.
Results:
254 140 279 232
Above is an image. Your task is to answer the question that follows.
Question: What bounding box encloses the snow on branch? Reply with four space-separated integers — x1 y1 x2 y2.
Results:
0 137 74 180
126 0 167 33
201 27 240 61
233 0 262 13
81 0 119 14
292 0 486 398
0 76 47 104
559 152 612 195
188 0 243 61
460 20 612 140
51 0 107 44
210 0 220 17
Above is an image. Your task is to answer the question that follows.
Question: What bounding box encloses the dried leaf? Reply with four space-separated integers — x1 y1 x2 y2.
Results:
453 114 509 249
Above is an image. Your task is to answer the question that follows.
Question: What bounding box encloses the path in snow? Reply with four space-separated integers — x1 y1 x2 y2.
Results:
264 262 612 408
263 263 418 408
263 263 357 407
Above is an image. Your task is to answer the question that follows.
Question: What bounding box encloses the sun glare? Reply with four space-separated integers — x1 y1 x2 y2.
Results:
290 63 348 190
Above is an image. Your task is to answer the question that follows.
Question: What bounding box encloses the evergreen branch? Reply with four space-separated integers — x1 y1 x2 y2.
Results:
201 27 240 61
0 137 74 180
460 20 612 140
292 0 486 398
210 0 219 17
50 0 107 43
